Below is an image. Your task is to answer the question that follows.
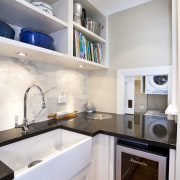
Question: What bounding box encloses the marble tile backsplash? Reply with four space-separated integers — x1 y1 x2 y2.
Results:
0 56 88 131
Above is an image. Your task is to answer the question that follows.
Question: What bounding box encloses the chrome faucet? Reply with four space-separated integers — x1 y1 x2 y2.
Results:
15 84 46 135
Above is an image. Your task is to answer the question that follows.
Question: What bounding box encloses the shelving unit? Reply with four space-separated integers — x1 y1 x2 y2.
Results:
0 0 68 34
74 0 107 39
73 0 108 67
0 37 107 70
73 22 106 43
0 0 108 70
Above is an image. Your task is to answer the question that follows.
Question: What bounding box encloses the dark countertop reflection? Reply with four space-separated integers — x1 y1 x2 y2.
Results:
60 112 177 149
0 112 177 149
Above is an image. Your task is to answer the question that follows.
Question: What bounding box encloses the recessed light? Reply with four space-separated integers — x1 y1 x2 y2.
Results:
79 65 83 68
17 52 27 56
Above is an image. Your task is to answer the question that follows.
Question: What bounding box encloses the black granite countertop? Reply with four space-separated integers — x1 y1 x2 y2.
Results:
0 112 177 149
60 112 177 149
0 161 13 180
0 112 177 180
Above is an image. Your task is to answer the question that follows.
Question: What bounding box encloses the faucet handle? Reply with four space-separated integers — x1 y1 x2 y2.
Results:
22 125 29 132
31 113 35 123
27 121 33 126
21 125 29 135
14 116 19 127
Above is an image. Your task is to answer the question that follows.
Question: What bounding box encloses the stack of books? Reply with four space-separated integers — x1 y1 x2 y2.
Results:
73 29 103 65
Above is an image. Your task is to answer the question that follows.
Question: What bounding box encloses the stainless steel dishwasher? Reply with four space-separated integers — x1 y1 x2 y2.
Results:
116 138 168 180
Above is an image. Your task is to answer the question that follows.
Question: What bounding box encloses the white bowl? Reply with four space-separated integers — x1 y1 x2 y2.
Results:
33 5 54 15
31 1 54 15
32 1 53 10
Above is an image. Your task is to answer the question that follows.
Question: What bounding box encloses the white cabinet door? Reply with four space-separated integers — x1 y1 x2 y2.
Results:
124 77 135 114
169 149 176 180
88 134 115 180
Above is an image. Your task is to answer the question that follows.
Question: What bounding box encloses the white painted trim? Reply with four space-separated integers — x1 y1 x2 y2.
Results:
124 77 135 114
172 0 178 108
117 66 172 114
117 66 171 77
175 0 180 179
169 149 176 180
106 16 109 67
67 0 73 56
109 136 115 180
117 72 125 114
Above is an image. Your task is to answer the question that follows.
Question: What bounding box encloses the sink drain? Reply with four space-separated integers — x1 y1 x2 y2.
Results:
28 160 42 168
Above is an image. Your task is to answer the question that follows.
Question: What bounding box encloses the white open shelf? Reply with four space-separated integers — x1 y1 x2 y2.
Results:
0 37 107 70
73 22 106 43
0 0 108 70
0 0 68 34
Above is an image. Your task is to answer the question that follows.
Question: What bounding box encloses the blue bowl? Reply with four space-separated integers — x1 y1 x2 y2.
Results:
20 28 54 50
0 20 15 39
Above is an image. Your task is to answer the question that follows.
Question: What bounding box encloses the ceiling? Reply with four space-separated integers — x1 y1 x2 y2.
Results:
36 0 152 16
89 0 152 15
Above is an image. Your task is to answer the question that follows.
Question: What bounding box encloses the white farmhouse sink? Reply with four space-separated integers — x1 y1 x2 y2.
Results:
0 129 92 180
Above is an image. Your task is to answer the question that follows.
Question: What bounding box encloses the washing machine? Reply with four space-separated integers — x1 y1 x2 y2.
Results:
144 110 168 141
145 75 168 94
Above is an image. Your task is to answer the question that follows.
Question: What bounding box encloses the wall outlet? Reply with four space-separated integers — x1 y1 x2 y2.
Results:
58 96 66 104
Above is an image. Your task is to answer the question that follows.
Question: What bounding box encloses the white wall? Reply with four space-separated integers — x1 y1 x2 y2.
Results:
89 0 172 113
0 56 88 131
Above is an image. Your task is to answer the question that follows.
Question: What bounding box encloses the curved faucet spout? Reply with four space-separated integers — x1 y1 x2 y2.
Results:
15 84 46 135
24 84 46 123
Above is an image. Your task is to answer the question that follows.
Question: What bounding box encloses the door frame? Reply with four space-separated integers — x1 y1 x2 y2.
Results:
117 66 172 114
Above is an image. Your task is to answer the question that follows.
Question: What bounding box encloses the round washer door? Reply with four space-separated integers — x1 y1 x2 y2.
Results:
147 120 168 140
148 75 168 90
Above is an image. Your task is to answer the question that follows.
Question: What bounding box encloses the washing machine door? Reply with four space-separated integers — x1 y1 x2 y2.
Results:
145 75 168 94
152 75 168 87
147 120 168 141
